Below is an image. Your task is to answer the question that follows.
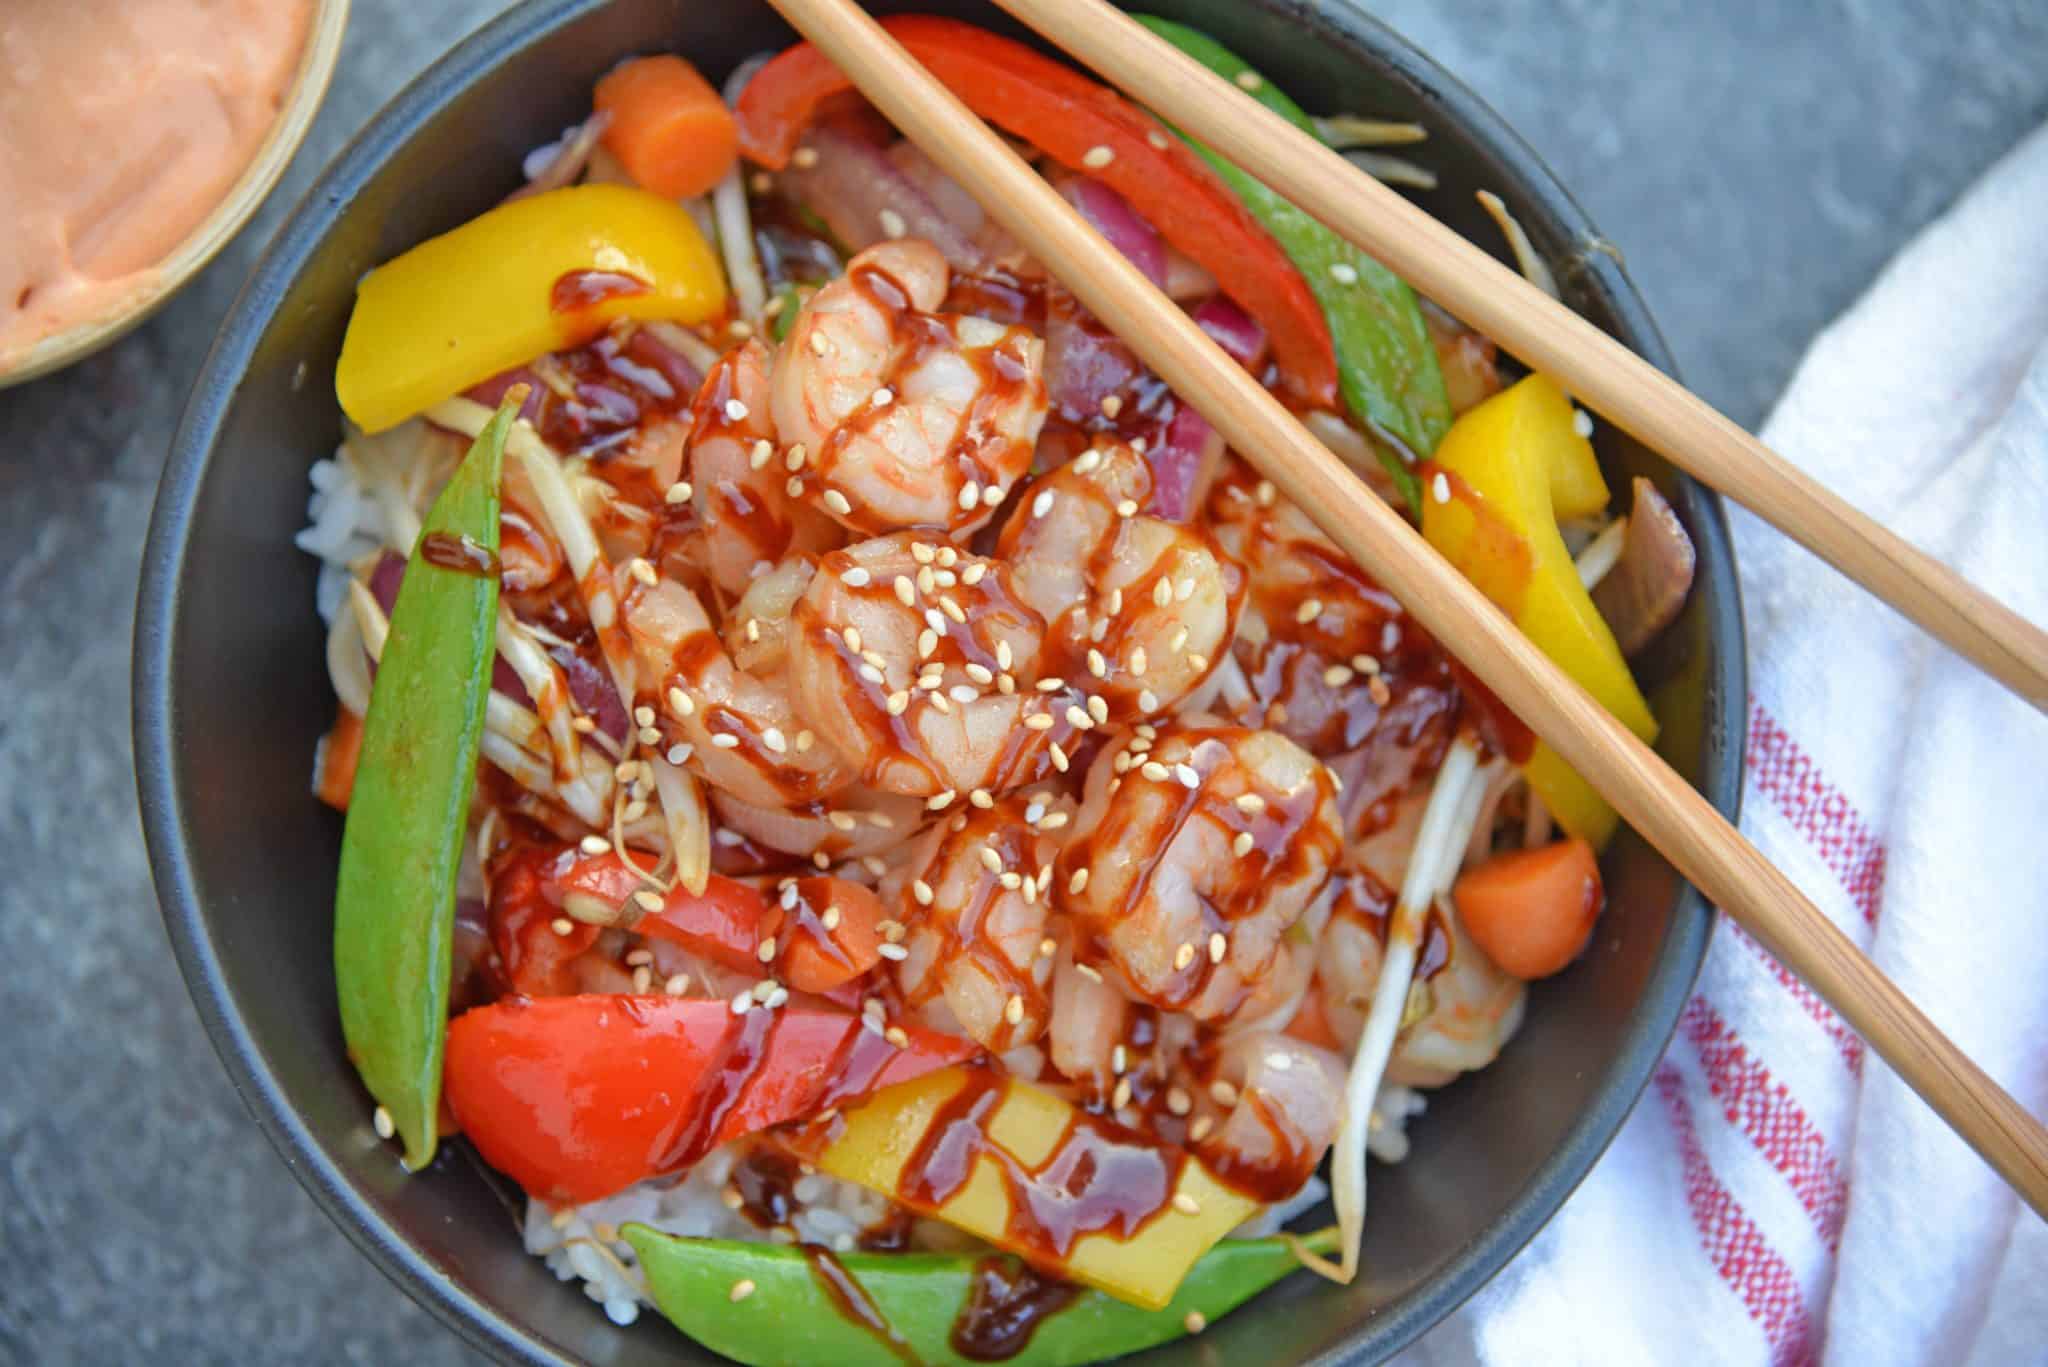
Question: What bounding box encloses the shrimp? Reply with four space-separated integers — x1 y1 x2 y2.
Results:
1192 1032 1346 1199
880 792 1065 1051
687 339 841 600
620 576 852 810
1054 722 1343 1022
772 239 1048 536
1207 463 1461 835
710 786 928 869
999 440 1246 723
787 532 1072 799
1387 906 1526 1087
1044 950 1130 1092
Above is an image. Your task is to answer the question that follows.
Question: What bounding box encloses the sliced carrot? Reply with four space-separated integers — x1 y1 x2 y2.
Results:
594 55 739 200
776 878 885 994
313 704 364 810
1453 837 1604 980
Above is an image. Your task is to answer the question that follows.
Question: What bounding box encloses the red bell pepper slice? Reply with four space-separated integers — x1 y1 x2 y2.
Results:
734 15 1337 407
444 995 980 1203
554 853 887 994
488 844 601 998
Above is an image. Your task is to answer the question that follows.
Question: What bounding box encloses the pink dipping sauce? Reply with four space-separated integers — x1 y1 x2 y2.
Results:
0 1 317 367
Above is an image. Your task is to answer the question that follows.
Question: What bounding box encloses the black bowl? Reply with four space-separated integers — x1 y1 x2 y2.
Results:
135 1 1744 1361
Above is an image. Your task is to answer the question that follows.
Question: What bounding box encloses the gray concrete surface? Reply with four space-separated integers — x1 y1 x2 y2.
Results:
1 2 2043 1362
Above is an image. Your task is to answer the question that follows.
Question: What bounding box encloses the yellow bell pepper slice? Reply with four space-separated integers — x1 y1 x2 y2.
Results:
1421 373 1656 848
815 1066 1258 1310
335 184 726 433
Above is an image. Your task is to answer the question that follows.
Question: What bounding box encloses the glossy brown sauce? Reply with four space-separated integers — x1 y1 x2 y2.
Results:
550 268 651 316
418 530 500 577
1194 1086 1321 1202
730 1145 804 1229
651 1004 777 1171
897 1069 1184 1264
802 1243 921 1365
508 321 700 455
949 1257 1081 1361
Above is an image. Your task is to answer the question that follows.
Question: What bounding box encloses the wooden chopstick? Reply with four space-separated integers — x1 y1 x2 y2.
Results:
761 0 2048 1217
987 0 2048 713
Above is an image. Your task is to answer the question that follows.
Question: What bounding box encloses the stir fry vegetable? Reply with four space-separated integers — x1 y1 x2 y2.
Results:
1453 836 1603 979
335 184 726 433
1421 374 1657 846
594 55 739 199
333 395 516 1169
444 996 980 1204
1134 18 1452 511
812 1066 1259 1311
627 1226 1339 1367
732 14 1338 406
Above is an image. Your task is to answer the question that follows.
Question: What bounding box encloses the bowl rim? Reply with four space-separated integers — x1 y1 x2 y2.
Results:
133 1 1745 1362
0 0 354 388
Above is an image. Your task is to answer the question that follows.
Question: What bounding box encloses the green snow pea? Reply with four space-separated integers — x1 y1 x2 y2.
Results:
626 1226 1338 1366
333 392 517 1169
1135 16 1451 513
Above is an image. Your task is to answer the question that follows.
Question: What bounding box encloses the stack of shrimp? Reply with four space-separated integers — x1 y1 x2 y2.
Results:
326 230 1533 1233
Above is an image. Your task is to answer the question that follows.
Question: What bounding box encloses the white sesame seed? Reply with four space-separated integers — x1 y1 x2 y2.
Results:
879 208 908 238
761 727 788 754
1050 741 1069 773
1074 448 1103 475
633 705 656 728
1087 695 1109 724
1175 942 1197 971
731 991 753 1016
666 743 693 765
1175 577 1196 602
1232 831 1257 858
1141 761 1170 782
1075 961 1101 981
793 145 819 168
958 481 979 511
1030 490 1055 520
730 1278 757 1303
912 878 936 905
884 691 910 717
842 567 872 588
1025 712 1055 731
1100 394 1124 419
373 1106 395 1139
634 890 665 914
1329 261 1359 285
724 398 749 422
964 663 994 685
823 489 854 516
893 576 917 607
757 937 778 963
877 942 910 961
810 330 829 355
982 484 1005 508
1113 1077 1133 1110
665 480 693 504
711 733 741 749
1174 763 1201 789
970 788 995 810
665 973 690 995
941 596 967 623
1148 128 1171 149
551 916 574 936
580 835 611 856
1573 407 1594 438
1324 664 1355 688
1082 144 1115 169
860 664 886 685
797 730 815 752
1234 70 1263 90
1185 1310 1208 1334
1432 471 1451 504
1137 689 1160 713
871 386 895 408
885 1026 910 1048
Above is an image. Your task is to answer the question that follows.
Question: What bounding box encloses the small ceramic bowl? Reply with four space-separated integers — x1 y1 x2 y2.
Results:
0 0 351 388
135 1 1745 1361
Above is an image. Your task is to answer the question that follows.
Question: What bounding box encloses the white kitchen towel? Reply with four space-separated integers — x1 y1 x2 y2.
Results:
1406 122 2048 1367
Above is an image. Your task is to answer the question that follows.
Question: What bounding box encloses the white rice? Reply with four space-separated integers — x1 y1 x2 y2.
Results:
1366 1084 1427 1164
523 1141 896 1327
296 450 385 622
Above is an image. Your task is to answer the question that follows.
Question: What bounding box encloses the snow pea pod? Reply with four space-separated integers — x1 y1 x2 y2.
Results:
626 1226 1336 1366
333 393 517 1169
1135 16 1450 513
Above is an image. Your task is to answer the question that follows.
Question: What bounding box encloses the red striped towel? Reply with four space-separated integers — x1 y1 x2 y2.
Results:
1411 124 2048 1366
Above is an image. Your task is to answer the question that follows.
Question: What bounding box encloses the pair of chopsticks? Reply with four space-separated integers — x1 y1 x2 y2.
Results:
761 0 2048 1215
